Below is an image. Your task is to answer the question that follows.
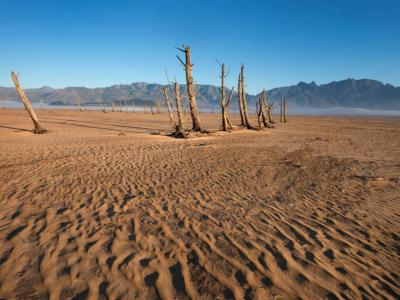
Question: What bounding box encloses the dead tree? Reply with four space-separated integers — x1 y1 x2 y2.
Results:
98 98 106 113
283 98 287 123
218 62 234 131
131 99 135 112
40 98 44 110
112 101 115 112
266 101 275 124
259 89 274 128
76 95 82 111
237 74 245 126
173 82 186 138
124 97 128 113
11 72 47 134
257 93 267 128
240 64 256 129
162 88 176 129
280 98 283 122
176 45 203 131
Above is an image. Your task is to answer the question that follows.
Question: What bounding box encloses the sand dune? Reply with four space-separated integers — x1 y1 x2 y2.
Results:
0 109 399 299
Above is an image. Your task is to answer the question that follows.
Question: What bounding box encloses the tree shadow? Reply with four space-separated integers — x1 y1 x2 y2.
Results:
0 125 32 132
40 117 160 133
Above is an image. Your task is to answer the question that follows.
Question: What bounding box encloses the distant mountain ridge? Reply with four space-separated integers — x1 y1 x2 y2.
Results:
1 79 399 110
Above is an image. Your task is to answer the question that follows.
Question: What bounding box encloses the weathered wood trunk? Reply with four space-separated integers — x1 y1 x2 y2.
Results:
162 88 176 129
11 72 47 134
260 90 269 127
219 63 233 131
112 101 115 112
177 46 202 131
125 98 128 113
131 99 135 112
76 95 82 111
237 74 245 126
257 101 262 128
240 64 255 129
266 101 275 124
174 82 186 138
100 98 106 113
283 98 287 123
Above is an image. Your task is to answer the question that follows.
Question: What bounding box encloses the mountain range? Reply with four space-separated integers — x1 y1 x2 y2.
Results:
1 79 399 110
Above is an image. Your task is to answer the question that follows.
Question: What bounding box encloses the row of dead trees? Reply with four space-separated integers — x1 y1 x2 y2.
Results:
9 45 287 135
161 45 288 138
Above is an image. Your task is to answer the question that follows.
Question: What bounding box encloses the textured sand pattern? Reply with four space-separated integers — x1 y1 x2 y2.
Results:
0 109 399 299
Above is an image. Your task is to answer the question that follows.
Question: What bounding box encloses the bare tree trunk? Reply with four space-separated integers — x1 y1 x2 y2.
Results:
240 64 255 129
162 88 176 129
220 63 227 131
131 99 135 112
257 101 262 128
124 98 128 113
40 98 44 110
219 63 233 131
283 98 287 123
177 46 203 131
237 74 245 126
97 98 101 111
99 98 106 113
11 72 47 134
76 95 82 111
260 90 269 127
119 100 122 112
280 98 283 122
266 101 275 124
112 101 115 112
174 82 186 138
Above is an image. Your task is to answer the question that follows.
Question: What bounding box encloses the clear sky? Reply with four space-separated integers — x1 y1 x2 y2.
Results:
1 0 399 94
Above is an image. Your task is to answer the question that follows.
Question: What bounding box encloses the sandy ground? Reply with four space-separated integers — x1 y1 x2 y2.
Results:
0 108 399 300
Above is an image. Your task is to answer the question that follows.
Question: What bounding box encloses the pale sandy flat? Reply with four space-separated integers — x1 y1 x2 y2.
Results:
0 109 399 299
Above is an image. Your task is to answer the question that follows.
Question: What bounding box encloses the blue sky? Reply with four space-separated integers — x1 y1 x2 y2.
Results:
0 0 399 94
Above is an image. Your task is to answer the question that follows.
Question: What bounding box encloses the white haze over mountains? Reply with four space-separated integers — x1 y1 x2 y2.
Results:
2 100 399 117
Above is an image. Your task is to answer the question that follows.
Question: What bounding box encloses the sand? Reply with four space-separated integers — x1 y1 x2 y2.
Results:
0 108 399 300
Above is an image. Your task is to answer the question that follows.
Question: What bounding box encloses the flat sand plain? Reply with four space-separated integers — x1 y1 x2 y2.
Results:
0 109 399 300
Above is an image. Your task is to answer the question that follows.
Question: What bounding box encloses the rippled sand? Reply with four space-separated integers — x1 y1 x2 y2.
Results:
0 109 399 299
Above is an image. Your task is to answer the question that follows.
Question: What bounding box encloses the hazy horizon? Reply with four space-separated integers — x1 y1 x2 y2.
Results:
1 0 399 94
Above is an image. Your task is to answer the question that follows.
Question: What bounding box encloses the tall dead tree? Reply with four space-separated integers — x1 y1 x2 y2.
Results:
112 101 115 112
11 72 47 134
76 95 82 111
218 62 234 131
283 98 287 123
173 82 186 138
131 99 135 112
257 90 269 128
240 64 256 129
124 97 128 113
237 74 245 126
176 45 203 131
162 88 176 129
266 101 275 124
98 98 106 113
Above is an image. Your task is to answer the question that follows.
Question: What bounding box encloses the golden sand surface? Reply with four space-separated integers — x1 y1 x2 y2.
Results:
0 109 399 299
